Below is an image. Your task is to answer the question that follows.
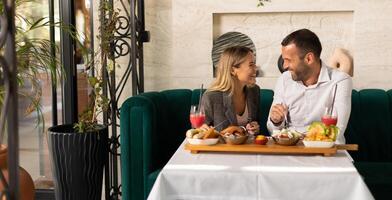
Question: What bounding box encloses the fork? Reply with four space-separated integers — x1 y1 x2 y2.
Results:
213 119 229 130
284 110 291 129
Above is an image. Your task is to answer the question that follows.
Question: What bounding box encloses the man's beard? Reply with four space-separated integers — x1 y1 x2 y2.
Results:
291 62 310 82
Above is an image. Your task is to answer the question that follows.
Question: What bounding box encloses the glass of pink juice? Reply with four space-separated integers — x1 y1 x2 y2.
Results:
321 116 337 126
322 107 337 126
190 105 205 128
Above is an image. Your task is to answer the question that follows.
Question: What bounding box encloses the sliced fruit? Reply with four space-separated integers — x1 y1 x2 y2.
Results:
308 122 327 136
255 135 268 145
256 135 265 139
328 125 339 141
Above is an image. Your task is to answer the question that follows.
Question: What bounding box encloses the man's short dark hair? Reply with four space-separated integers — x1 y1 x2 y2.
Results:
281 29 322 59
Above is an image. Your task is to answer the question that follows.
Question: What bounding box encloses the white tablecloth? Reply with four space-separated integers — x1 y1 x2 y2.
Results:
148 140 374 200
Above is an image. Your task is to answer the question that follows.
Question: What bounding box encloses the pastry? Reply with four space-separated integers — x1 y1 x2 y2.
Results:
220 126 246 136
203 128 219 139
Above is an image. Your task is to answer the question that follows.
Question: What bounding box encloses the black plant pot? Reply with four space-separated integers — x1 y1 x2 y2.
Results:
47 124 108 200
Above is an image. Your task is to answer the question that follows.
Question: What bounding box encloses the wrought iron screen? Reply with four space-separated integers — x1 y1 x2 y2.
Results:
99 0 149 199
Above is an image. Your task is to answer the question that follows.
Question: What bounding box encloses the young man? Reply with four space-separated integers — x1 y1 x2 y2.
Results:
267 29 352 144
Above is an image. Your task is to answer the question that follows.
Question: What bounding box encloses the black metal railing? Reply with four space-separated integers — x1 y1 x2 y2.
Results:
100 0 149 199
46 0 148 198
0 0 19 199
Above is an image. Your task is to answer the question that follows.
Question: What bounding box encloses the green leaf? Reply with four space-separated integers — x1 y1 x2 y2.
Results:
29 17 47 30
257 0 271 7
88 77 99 86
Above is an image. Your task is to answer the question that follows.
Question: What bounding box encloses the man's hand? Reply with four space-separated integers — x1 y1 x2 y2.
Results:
270 104 287 125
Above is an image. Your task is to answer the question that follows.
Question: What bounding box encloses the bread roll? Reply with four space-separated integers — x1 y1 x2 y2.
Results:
186 129 203 138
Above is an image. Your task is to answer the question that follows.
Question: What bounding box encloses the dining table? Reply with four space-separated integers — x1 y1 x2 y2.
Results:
147 140 374 200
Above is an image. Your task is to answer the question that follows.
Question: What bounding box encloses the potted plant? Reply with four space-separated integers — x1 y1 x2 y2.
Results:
47 125 108 200
46 70 110 200
0 0 116 199
46 1 120 199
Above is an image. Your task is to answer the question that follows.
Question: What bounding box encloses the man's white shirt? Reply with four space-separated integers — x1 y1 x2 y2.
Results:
267 62 353 144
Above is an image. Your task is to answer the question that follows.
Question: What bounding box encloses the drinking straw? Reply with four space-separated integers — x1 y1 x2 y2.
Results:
330 84 338 116
198 84 204 112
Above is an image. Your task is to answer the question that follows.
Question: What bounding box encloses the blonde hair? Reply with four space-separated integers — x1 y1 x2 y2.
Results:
208 46 253 95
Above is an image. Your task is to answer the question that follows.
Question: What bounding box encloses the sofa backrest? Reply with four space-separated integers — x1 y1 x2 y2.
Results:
129 88 392 167
259 89 274 135
120 89 194 199
345 89 392 161
141 89 192 172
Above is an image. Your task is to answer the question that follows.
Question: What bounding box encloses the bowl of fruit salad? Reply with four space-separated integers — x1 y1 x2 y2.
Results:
272 129 302 146
303 122 339 148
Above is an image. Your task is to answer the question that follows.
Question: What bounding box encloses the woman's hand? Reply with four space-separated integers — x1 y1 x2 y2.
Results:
246 121 260 135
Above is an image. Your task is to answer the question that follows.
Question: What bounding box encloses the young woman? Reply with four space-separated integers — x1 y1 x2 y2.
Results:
201 46 260 133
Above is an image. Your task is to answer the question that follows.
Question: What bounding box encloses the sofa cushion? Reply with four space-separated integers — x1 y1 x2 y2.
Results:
160 89 192 167
388 89 392 122
191 89 206 105
357 89 392 161
139 92 171 172
354 162 392 200
345 90 361 160
161 89 192 134
260 89 274 135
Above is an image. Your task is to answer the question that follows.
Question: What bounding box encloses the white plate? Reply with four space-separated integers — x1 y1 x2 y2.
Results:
187 138 219 145
303 140 335 148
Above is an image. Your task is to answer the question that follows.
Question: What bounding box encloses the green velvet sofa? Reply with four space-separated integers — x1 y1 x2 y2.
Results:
120 89 392 200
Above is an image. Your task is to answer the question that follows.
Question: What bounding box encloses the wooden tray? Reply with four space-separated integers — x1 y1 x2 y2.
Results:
185 140 357 156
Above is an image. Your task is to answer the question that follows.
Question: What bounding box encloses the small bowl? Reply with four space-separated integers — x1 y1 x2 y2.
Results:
187 138 219 145
222 135 248 145
272 136 300 146
303 140 335 148
254 137 268 145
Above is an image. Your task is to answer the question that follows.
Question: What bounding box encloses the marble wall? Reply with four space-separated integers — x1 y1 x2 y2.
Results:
140 0 392 93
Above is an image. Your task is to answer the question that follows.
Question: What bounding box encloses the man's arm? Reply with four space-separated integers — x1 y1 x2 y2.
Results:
334 76 353 144
267 75 286 133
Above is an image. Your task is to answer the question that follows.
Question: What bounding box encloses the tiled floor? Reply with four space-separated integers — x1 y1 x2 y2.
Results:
19 113 54 189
